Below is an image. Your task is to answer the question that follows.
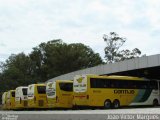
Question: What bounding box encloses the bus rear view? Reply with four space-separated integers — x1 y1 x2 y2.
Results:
27 84 47 109
46 80 73 109
6 90 16 110
73 75 89 108
15 86 28 109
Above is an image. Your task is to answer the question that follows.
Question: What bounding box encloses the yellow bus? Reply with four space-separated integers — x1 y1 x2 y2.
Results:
6 90 16 110
2 92 7 110
73 74 159 109
27 84 47 109
15 86 28 109
46 80 73 109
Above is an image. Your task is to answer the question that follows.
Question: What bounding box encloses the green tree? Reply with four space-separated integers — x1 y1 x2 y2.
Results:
0 39 103 104
0 53 34 103
103 32 141 63
30 39 103 80
1 53 34 90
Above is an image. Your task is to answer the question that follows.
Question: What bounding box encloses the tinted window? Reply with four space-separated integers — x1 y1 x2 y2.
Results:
11 91 15 97
37 86 46 94
22 88 28 95
90 78 158 89
59 83 73 91
149 81 158 90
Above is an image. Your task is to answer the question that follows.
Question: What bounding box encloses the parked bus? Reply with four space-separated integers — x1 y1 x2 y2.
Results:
46 80 73 109
27 84 47 109
2 92 7 110
73 74 159 109
15 86 28 109
6 90 16 110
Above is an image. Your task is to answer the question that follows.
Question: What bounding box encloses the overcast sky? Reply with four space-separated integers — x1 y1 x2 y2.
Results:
0 0 160 62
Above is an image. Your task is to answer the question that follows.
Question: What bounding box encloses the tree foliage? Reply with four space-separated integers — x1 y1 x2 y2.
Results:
103 32 141 63
29 39 103 80
0 40 103 103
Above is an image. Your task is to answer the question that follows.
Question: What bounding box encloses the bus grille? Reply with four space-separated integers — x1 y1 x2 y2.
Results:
38 100 44 106
24 101 28 107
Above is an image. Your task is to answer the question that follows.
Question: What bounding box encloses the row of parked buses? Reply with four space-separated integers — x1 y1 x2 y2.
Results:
1 74 160 110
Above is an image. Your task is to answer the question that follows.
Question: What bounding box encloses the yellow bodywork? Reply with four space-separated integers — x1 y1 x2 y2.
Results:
15 100 28 109
6 90 16 110
27 84 47 109
73 75 143 107
47 80 73 109
15 87 28 109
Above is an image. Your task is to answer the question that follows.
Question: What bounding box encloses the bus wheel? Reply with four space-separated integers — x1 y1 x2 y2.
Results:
153 99 158 106
104 99 111 109
113 99 120 109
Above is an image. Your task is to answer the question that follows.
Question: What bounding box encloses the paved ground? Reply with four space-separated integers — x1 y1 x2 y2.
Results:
0 107 160 120
1 107 160 114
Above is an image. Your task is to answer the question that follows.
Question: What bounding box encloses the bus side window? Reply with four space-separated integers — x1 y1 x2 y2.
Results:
90 78 96 88
129 80 136 89
142 81 148 89
152 81 158 90
105 79 110 88
148 81 157 90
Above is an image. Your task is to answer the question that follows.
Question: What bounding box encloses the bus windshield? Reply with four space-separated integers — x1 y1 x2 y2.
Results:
59 83 73 92
22 88 28 95
37 86 46 94
11 92 15 97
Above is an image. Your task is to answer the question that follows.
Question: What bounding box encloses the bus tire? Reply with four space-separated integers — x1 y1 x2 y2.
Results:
113 99 120 109
153 99 158 106
104 99 111 109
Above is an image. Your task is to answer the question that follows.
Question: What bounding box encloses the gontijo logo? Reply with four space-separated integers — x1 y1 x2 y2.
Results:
114 90 135 94
77 77 84 83
48 83 53 88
